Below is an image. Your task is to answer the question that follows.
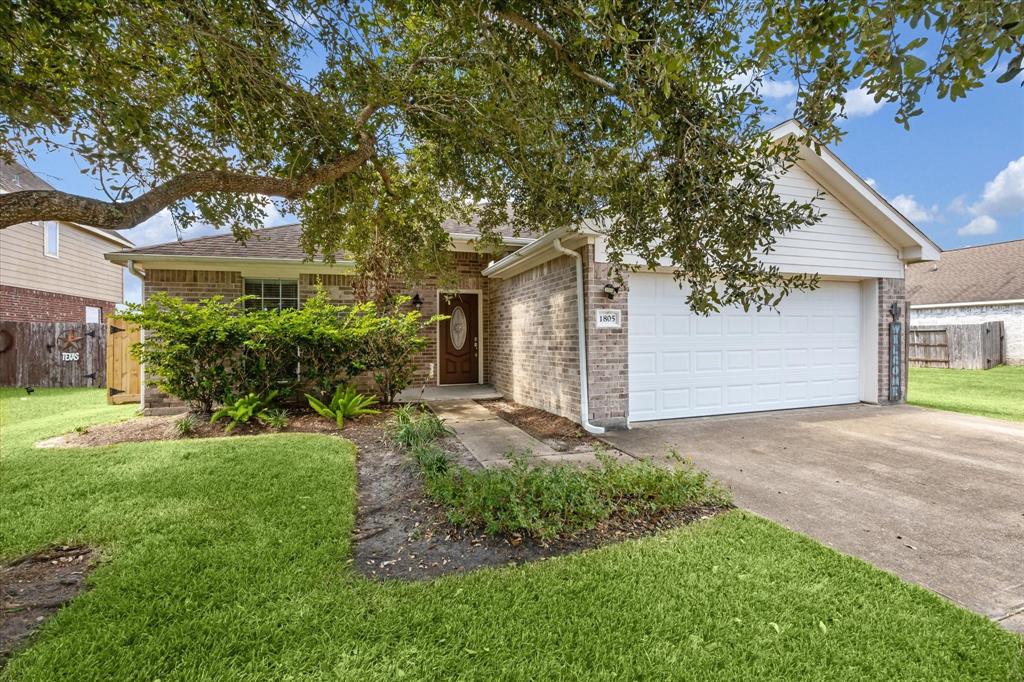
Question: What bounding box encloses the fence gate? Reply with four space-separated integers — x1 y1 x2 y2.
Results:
909 322 1003 370
105 318 141 404
0 321 106 387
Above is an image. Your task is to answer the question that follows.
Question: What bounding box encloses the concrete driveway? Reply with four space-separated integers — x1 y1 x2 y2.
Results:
601 404 1024 631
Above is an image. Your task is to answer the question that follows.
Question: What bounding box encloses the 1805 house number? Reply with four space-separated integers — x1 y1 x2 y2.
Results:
595 309 620 329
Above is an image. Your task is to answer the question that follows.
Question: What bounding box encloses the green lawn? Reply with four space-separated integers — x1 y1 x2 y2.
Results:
1 389 1021 680
908 365 1024 421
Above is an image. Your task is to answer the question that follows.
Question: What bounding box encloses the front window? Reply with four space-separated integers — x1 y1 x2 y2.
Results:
243 279 298 311
44 221 59 257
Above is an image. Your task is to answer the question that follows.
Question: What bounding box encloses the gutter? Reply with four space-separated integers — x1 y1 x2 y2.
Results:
127 260 146 412
552 237 605 435
481 226 571 277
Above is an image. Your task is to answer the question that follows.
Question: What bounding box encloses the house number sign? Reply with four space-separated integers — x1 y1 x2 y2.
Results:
595 309 621 329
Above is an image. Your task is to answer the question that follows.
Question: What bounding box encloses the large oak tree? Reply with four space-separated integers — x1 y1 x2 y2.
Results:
1 1 1020 310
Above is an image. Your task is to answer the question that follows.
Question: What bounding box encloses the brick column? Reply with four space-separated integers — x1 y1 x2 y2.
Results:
581 244 629 428
878 277 908 403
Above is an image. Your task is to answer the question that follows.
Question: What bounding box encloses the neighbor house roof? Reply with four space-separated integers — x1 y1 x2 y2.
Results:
0 160 134 248
907 239 1024 306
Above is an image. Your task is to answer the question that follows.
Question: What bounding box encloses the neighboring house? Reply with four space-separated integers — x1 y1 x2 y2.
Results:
106 121 939 427
907 239 1024 365
0 160 133 323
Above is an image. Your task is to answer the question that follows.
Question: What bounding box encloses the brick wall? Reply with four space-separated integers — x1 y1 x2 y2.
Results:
144 269 243 301
581 246 629 427
485 254 582 421
878 277 908 403
0 284 117 323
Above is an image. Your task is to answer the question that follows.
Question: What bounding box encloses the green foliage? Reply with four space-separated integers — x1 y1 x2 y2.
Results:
257 408 290 430
121 290 434 410
174 414 199 438
210 391 278 433
305 386 379 430
392 408 729 540
4 2 1016 312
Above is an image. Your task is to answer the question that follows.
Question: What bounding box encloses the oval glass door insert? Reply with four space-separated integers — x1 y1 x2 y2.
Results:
449 306 467 350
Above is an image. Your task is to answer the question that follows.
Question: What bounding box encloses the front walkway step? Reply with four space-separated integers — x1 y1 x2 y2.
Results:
431 399 556 466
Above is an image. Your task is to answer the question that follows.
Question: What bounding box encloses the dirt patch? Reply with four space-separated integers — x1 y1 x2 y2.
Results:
1 546 96 666
36 411 348 448
346 420 727 581
477 398 607 452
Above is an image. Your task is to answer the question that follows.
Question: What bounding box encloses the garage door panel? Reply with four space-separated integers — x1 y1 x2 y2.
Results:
628 274 862 421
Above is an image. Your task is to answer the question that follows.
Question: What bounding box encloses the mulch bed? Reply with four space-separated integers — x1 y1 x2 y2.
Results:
476 398 607 452
1 546 96 667
35 412 341 448
346 416 727 581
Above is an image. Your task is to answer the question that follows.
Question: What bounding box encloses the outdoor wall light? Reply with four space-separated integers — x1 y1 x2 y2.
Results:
603 282 621 299
411 293 423 310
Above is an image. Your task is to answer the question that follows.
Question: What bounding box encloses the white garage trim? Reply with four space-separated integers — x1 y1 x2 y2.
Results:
628 274 868 421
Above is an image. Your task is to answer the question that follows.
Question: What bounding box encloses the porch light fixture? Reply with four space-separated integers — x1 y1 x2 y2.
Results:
603 282 621 299
411 293 423 310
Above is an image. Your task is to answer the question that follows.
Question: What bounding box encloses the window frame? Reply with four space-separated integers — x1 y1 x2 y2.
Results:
242 278 299 311
43 221 60 258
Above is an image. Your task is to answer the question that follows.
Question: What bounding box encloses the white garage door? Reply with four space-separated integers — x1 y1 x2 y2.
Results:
628 274 861 421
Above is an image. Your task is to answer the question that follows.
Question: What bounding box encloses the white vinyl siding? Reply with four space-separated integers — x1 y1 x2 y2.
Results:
0 220 124 302
628 274 862 421
762 165 904 278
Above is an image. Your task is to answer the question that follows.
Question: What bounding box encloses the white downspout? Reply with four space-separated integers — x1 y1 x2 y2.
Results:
127 259 146 412
552 238 605 435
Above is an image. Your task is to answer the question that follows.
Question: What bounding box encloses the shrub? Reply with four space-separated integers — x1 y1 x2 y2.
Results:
390 409 730 540
210 391 278 433
305 385 379 429
123 290 439 410
174 414 199 438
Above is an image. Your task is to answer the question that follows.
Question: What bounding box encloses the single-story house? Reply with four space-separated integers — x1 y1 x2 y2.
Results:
907 239 1023 365
106 121 939 429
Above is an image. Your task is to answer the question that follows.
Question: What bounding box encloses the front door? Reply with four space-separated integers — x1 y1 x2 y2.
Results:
439 293 479 384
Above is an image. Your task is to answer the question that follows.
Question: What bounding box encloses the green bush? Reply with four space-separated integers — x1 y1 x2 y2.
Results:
391 409 730 540
210 391 278 433
305 385 379 429
122 290 438 412
174 414 199 438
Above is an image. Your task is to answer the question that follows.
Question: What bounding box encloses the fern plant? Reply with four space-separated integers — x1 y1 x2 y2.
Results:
210 391 278 433
305 385 379 429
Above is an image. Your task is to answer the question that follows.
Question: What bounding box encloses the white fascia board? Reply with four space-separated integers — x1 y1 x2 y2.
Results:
910 299 1024 309
481 226 596 279
769 120 941 263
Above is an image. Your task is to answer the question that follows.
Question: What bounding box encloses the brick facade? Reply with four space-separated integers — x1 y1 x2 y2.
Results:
485 254 582 421
581 246 629 427
0 284 117 323
878 277 909 403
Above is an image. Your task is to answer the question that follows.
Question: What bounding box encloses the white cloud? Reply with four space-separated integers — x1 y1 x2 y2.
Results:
841 86 885 118
889 194 937 223
122 197 289 247
947 195 969 215
957 215 999 236
971 155 1024 216
725 70 797 99
865 177 877 189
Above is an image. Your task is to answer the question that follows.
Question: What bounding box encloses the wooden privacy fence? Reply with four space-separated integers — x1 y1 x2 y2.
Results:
0 321 106 388
909 321 1004 370
106 318 141 404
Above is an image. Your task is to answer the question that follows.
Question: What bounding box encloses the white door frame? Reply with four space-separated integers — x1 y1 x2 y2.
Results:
435 289 484 385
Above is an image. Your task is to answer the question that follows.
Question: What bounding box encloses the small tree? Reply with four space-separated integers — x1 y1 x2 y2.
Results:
363 298 440 405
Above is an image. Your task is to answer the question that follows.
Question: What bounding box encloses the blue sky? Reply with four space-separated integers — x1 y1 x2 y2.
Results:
19 77 1024 304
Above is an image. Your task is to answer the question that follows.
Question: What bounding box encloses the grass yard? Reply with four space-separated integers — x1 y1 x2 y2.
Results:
908 365 1024 421
1 389 1021 680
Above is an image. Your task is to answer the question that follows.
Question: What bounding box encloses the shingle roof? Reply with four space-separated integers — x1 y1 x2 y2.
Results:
906 239 1024 305
109 217 535 260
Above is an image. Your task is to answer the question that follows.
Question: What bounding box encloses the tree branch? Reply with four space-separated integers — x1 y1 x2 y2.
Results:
0 114 380 231
493 9 617 92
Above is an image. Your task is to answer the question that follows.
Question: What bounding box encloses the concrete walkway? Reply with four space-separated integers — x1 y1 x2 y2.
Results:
601 404 1024 632
432 399 626 469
